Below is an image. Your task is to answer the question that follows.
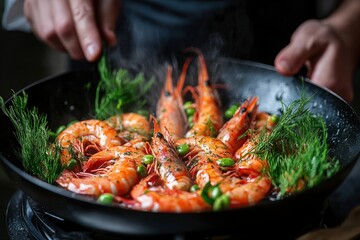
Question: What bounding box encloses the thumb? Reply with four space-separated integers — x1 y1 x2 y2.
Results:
275 20 325 76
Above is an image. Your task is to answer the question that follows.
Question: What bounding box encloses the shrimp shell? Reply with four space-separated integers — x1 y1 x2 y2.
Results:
56 146 144 197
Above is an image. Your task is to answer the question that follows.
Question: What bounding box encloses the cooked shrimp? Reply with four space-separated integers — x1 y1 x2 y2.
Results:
156 61 191 141
217 97 258 154
57 146 143 196
56 119 123 166
234 139 269 179
151 118 191 191
106 113 151 143
185 48 223 138
177 135 270 207
223 176 272 207
176 136 232 186
130 174 210 212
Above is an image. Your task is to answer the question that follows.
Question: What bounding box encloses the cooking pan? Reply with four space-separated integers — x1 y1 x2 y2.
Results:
1 59 360 238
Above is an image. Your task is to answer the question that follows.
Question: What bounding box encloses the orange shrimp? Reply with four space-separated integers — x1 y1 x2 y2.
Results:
217 97 258 154
222 176 272 208
106 112 151 143
151 117 191 191
184 48 223 138
234 139 269 178
156 63 189 141
56 119 123 166
177 135 271 208
176 136 232 186
57 146 143 197
129 174 210 212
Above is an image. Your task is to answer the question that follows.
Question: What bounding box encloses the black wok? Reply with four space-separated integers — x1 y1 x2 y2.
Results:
1 59 360 238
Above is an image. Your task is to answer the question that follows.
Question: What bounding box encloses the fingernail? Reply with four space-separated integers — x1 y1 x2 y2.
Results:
279 60 292 73
86 44 99 60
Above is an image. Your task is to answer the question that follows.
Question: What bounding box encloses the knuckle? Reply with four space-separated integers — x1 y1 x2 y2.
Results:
55 19 73 38
39 28 57 43
72 4 93 22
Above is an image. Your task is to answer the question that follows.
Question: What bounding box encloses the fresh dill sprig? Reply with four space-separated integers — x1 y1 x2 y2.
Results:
95 51 154 120
0 92 63 183
253 93 340 198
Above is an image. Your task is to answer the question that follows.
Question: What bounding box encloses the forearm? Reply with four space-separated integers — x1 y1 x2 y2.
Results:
323 0 360 62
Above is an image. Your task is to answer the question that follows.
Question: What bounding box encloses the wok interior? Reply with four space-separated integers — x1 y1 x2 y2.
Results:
1 59 360 235
2 60 360 193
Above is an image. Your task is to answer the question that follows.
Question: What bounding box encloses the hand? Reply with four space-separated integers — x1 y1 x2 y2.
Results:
24 0 120 62
275 20 356 102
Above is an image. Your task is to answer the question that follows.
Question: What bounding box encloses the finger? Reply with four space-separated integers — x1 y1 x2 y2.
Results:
24 0 66 52
310 46 354 102
96 0 121 46
69 0 102 62
275 21 325 76
51 1 85 60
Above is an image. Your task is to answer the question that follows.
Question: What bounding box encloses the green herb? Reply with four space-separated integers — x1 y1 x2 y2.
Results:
0 92 63 183
206 119 217 138
253 93 340 198
95 51 155 120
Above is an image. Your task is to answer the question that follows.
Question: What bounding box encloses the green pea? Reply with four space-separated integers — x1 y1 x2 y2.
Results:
224 104 239 119
211 185 222 200
183 101 193 109
213 194 230 211
66 159 77 170
137 164 147 177
142 155 154 165
185 107 196 117
177 144 190 157
55 125 67 135
190 185 200 192
269 114 279 125
188 115 194 128
97 193 114 205
216 158 235 167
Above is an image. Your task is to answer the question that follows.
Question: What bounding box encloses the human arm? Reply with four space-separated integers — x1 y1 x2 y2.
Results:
274 0 360 102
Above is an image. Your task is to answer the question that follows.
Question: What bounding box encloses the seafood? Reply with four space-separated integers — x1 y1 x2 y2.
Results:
156 63 189 141
175 136 232 184
217 97 258 154
106 112 151 143
52 49 285 212
151 118 191 191
177 135 270 208
184 48 223 138
222 176 272 207
56 119 123 166
130 174 210 212
57 146 144 196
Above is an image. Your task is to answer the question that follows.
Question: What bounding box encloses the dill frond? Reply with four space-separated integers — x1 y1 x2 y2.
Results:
0 92 63 183
254 93 340 198
95 51 154 120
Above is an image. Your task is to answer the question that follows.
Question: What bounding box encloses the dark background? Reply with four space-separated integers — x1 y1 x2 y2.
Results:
1 1 360 239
